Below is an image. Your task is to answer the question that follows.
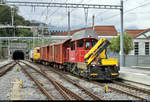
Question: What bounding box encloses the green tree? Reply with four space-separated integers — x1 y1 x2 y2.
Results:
0 4 33 37
109 33 133 55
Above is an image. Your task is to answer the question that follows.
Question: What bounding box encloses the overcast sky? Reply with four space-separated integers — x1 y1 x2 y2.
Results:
8 0 150 31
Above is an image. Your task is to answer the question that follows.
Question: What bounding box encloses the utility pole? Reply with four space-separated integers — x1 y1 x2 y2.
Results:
33 34 35 48
68 8 71 37
92 15 95 31
42 26 44 46
41 25 44 60
84 8 88 30
11 7 15 37
11 7 14 26
120 0 124 67
8 39 10 57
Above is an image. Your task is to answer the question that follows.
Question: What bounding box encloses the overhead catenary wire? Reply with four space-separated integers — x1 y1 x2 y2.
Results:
59 0 85 27
103 1 150 21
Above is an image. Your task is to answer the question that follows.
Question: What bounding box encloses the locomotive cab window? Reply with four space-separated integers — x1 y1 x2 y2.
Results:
92 41 97 47
77 40 84 47
37 49 40 53
85 41 90 50
71 41 75 50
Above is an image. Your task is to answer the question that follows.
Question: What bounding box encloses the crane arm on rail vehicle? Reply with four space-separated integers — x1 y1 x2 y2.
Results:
84 38 116 66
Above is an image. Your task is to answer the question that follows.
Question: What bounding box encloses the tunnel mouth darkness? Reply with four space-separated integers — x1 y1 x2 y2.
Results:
12 50 25 60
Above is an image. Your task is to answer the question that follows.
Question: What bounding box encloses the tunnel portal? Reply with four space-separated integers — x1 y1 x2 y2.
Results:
12 50 25 60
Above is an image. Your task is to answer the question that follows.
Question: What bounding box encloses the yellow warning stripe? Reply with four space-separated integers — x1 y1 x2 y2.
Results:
90 73 98 76
111 73 118 75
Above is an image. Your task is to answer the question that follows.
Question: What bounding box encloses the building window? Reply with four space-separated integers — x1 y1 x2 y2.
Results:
145 42 149 55
77 40 83 47
134 42 139 55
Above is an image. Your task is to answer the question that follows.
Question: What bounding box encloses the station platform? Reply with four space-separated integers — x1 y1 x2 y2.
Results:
119 66 150 86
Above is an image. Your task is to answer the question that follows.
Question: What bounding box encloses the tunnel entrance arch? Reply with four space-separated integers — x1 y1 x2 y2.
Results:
12 50 25 60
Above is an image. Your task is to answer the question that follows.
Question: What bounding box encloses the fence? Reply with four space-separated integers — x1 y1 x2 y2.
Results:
107 50 150 67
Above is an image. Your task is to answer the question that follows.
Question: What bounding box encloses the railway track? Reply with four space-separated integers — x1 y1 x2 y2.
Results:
109 81 150 99
0 61 16 77
93 81 149 100
0 61 14 68
67 71 150 100
25 60 150 100
120 79 150 89
19 61 103 100
25 60 103 100
48 68 149 100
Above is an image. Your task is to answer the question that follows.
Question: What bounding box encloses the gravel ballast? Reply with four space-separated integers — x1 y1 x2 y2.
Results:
0 63 46 100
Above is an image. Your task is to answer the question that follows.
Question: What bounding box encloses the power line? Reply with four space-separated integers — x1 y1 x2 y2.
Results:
59 0 90 28
104 1 150 21
48 0 69 23
58 0 85 21
96 0 129 21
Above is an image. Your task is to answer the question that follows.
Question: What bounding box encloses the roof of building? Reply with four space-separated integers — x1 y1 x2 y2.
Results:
55 25 118 36
125 29 145 38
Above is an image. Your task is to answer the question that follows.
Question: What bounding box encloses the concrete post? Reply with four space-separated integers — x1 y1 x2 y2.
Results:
120 0 124 67
68 9 71 37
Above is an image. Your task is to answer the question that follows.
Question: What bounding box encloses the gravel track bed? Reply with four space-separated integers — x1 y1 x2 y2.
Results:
123 81 150 91
15 64 47 100
107 83 150 100
46 71 93 100
0 63 46 100
23 64 65 100
22 61 143 100
66 74 137 100
0 59 13 67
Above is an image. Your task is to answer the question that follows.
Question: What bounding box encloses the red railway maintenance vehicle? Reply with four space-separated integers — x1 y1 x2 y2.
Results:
36 30 119 80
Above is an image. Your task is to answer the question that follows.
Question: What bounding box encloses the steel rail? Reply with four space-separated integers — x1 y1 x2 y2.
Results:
92 81 146 100
59 68 146 100
0 61 14 69
113 80 150 95
49 68 102 100
18 62 72 100
20 61 83 100
0 62 16 77
122 79 150 88
26 60 147 100
46 63 146 100
34 63 81 100
17 62 53 100
26 60 102 100
35 61 145 100
50 80 72 100
55 81 83 100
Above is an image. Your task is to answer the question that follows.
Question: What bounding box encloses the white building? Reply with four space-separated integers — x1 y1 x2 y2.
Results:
126 29 150 55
